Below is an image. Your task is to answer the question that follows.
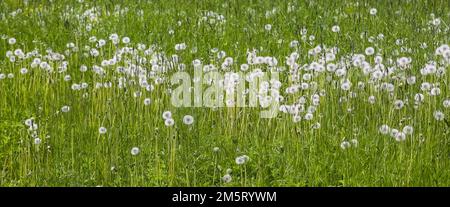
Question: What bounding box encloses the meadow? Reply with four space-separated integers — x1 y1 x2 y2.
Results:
0 0 449 186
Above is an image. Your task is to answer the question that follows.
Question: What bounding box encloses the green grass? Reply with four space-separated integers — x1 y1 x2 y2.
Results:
0 0 449 186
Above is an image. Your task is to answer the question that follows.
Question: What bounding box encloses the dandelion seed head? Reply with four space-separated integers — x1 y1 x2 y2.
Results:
312 122 321 129
80 65 88 72
407 76 416 85
390 128 399 138
24 118 34 127
365 47 375 56
395 132 406 142
242 155 250 162
8 38 16 45
414 93 425 103
20 68 28 74
34 138 41 145
222 174 232 183
183 115 194 125
434 111 445 121
304 113 313 120
144 98 151 106
430 87 441 96
351 139 358 147
61 106 70 113
341 81 351 91
162 111 172 120
403 125 413 135
340 141 351 150
443 99 450 108
368 96 376 104
62 74 71 81
331 25 340 33
394 100 404 110
99 126 107 134
240 64 249 72
165 118 175 126
122 37 130 44
421 82 431 91
235 155 247 165
131 147 140 156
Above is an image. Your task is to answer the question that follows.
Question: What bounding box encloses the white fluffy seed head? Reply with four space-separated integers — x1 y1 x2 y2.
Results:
183 115 194 125
351 139 358 147
235 155 248 165
443 99 450 108
379 125 390 135
403 125 414 135
34 138 41 145
222 174 232 183
165 118 175 126
340 141 351 150
393 100 404 109
430 87 441 96
8 38 16 45
20 68 28 74
24 118 34 127
340 81 351 91
213 147 220 152
434 111 445 121
61 106 70 113
99 127 107 134
332 25 340 33
365 47 375 56
304 113 313 120
390 129 399 138
368 96 376 104
162 111 172 119
122 37 130 44
395 132 406 142
131 147 140 156
144 98 151 106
